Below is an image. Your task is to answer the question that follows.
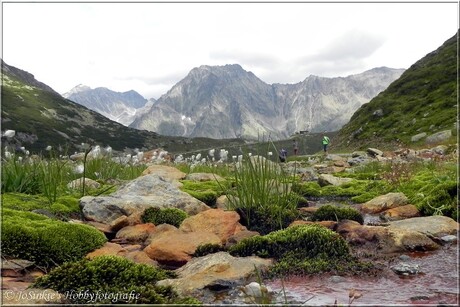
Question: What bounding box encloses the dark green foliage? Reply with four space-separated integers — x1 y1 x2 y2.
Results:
335 32 457 150
311 204 364 224
237 206 299 235
229 224 350 260
1 208 106 268
141 207 188 227
193 243 225 257
32 256 199 304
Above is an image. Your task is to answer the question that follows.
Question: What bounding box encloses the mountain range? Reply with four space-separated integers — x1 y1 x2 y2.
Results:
0 59 245 154
63 85 153 126
2 30 456 155
129 65 404 140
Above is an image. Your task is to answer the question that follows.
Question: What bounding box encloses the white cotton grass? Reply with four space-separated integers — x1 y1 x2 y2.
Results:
2 130 15 138
74 164 84 174
45 145 52 151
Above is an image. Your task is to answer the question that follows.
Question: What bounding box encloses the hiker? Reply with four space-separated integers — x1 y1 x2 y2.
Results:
322 133 330 154
293 140 299 155
279 148 287 162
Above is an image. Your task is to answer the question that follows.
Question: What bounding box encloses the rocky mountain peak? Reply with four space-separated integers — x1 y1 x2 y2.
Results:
63 84 92 98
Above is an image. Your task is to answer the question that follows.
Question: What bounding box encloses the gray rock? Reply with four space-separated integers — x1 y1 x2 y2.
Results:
318 174 353 187
81 174 210 225
399 254 411 261
440 235 457 244
411 132 427 142
156 251 272 296
425 130 452 144
367 148 383 157
391 262 420 275
388 216 459 238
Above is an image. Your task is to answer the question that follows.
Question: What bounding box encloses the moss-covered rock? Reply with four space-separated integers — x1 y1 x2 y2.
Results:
1 208 106 267
141 207 188 228
229 224 350 260
180 180 229 207
292 179 392 203
311 204 364 224
33 255 199 304
1 193 80 218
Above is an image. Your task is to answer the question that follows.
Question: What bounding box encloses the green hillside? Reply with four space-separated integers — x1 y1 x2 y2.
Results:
333 31 458 151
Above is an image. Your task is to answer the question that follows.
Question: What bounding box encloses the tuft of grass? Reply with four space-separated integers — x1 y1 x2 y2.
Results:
222 154 300 234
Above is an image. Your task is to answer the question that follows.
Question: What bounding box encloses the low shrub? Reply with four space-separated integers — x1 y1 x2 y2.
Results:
311 204 364 224
1 208 107 268
141 207 188 227
33 256 199 304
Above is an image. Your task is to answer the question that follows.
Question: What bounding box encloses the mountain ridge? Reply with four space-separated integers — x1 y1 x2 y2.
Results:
130 64 404 140
63 85 149 126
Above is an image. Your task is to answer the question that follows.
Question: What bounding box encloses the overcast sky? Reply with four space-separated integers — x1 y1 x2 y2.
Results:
2 2 458 100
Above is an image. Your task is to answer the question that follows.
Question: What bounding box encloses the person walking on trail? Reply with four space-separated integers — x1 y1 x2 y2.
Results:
293 140 299 155
322 133 330 154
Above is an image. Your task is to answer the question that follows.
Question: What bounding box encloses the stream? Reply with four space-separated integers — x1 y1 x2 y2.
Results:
266 246 458 305
262 197 459 306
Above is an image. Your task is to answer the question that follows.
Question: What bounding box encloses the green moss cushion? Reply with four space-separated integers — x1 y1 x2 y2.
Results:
2 208 106 267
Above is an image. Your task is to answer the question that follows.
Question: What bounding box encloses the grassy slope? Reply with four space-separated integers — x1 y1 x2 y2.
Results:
333 31 458 151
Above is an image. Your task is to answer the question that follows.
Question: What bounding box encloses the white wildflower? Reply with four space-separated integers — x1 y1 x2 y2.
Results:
238 155 243 162
268 151 273 156
3 130 15 138
45 145 52 151
105 146 112 154
74 164 84 174
208 149 215 158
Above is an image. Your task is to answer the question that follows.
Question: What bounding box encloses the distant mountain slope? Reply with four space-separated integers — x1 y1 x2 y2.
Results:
130 64 403 140
334 31 458 150
0 60 245 154
63 85 149 126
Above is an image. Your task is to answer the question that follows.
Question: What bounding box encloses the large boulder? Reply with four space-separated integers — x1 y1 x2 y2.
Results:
179 209 246 244
425 130 452 144
360 192 409 213
143 227 221 266
156 252 273 296
387 216 459 239
336 219 439 254
81 174 210 226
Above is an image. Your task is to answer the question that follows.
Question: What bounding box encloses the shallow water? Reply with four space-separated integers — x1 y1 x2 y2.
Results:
266 245 459 305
